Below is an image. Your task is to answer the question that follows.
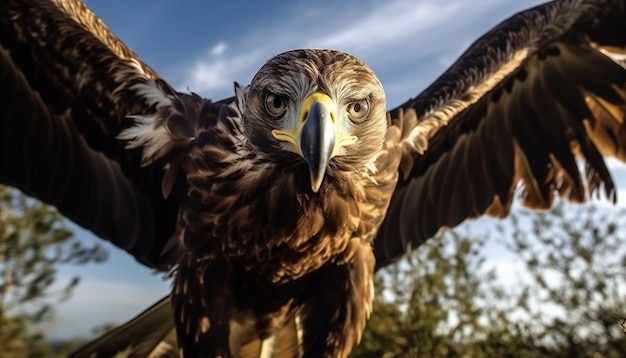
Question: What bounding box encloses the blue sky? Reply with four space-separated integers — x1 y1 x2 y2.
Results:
44 0 626 339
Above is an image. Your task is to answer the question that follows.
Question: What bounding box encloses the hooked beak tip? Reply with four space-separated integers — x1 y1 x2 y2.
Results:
310 175 324 193
300 100 335 193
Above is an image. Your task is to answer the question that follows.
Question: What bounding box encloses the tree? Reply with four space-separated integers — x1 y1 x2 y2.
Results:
0 185 108 356
353 230 522 357
500 202 626 357
355 202 626 357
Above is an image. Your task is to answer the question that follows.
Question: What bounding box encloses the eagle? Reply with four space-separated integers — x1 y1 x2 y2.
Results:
1 0 625 357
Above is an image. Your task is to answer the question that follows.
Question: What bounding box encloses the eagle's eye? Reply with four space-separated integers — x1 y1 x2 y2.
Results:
265 93 287 116
346 99 370 123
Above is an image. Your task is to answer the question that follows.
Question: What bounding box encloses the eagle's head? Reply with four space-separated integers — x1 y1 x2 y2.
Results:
240 49 387 192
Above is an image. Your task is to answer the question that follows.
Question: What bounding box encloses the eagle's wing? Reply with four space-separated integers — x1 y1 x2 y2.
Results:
68 297 178 358
69 295 301 358
0 0 194 268
375 0 626 268
2 1 294 356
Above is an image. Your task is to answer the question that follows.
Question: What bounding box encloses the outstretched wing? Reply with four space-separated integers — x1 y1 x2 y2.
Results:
0 0 196 268
68 297 178 358
68 295 302 358
375 0 626 268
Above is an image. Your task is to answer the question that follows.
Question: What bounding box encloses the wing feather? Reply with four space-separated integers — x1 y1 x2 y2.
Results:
70 295 303 358
68 297 178 358
375 0 626 268
0 0 193 267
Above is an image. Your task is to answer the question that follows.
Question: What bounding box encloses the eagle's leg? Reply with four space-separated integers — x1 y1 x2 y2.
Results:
173 254 233 358
299 244 375 358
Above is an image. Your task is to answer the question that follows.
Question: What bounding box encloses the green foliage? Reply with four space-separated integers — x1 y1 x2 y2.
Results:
355 202 626 357
354 230 532 357
499 203 626 357
0 185 108 355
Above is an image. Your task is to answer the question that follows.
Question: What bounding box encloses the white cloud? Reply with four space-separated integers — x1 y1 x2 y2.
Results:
178 0 545 101
210 42 228 57
185 49 263 93
303 1 464 54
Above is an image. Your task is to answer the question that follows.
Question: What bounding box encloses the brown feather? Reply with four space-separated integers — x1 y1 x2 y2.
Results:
68 297 178 358
375 0 626 268
0 0 187 268
160 50 388 357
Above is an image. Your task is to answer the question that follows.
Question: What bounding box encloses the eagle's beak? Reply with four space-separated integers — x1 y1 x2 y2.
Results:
300 98 335 193
272 92 358 193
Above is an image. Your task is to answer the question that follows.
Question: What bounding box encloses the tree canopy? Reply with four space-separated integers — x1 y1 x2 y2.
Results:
0 185 108 357
354 202 626 357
